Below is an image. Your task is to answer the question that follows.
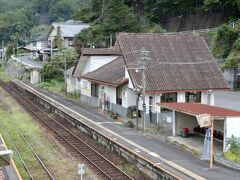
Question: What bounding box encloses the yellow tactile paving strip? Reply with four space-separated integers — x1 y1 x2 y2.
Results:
0 133 22 180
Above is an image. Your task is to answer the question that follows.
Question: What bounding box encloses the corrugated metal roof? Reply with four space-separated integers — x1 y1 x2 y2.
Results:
81 57 128 86
117 33 229 93
160 103 240 117
52 21 89 38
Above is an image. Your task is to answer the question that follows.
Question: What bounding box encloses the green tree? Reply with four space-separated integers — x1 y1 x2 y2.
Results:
42 49 78 80
204 0 240 12
74 0 140 47
211 24 239 59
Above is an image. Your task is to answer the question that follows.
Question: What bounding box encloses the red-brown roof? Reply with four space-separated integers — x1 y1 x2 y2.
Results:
117 33 229 93
159 103 240 117
82 46 121 56
81 57 128 87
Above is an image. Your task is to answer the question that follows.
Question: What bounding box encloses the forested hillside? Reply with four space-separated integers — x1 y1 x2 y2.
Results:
73 0 240 47
0 0 239 47
0 0 86 45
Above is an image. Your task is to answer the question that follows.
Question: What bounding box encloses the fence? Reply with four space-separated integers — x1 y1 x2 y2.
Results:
163 19 240 35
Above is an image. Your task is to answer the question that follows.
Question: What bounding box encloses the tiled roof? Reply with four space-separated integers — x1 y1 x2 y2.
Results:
81 57 128 87
160 103 240 117
117 33 229 93
82 46 122 56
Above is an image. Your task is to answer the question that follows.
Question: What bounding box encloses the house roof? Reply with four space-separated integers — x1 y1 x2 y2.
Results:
32 35 48 42
117 33 229 93
82 46 122 56
81 57 128 87
50 20 89 38
72 47 122 78
159 103 240 117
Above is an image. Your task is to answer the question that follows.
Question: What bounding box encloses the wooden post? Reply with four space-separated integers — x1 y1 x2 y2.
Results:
210 117 214 169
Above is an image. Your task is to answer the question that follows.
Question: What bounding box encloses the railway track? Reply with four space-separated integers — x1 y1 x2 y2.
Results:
0 80 133 180
0 117 54 180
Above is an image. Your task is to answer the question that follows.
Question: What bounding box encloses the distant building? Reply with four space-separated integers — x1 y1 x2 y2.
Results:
66 47 121 95
47 20 89 49
19 35 49 60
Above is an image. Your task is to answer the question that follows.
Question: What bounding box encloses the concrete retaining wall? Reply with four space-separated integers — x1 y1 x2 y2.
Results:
13 82 179 180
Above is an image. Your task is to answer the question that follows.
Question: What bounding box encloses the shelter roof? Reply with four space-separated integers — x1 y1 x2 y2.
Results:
159 103 240 117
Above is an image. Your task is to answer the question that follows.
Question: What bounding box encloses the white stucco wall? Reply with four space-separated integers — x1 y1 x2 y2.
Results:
82 56 118 75
101 85 116 104
137 94 161 114
80 79 91 96
226 117 240 138
122 87 136 108
66 77 74 93
66 76 79 93
125 68 134 89
201 91 215 105
30 69 41 84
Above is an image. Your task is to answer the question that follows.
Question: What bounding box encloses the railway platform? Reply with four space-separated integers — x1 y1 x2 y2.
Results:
0 134 21 180
11 80 240 180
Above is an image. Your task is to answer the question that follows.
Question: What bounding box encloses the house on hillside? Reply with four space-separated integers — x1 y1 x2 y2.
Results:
68 33 229 126
47 20 89 49
19 35 48 60
66 47 122 95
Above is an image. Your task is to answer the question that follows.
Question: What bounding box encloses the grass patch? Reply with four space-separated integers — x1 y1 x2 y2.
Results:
0 88 80 179
224 136 240 163
224 150 240 163
0 67 12 81
37 79 80 101
37 79 65 95
117 161 139 177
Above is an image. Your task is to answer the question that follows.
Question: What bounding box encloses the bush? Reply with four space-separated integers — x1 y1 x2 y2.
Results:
211 25 238 59
224 136 240 163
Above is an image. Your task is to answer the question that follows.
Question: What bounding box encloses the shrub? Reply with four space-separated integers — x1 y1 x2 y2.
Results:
211 24 238 59
224 136 240 163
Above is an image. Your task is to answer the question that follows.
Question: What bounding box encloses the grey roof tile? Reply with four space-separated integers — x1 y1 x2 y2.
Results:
81 57 127 86
117 33 229 92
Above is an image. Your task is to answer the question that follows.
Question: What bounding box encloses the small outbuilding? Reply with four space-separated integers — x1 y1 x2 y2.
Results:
159 102 240 151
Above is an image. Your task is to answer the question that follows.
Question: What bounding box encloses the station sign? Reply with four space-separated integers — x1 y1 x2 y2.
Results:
196 114 212 128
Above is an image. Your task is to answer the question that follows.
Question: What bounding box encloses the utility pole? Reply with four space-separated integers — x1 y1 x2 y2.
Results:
50 38 53 58
140 48 150 132
64 52 67 94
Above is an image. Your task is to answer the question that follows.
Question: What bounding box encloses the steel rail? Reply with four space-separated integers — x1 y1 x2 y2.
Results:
0 81 54 180
1 81 133 180
0 119 34 180
10 119 55 180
